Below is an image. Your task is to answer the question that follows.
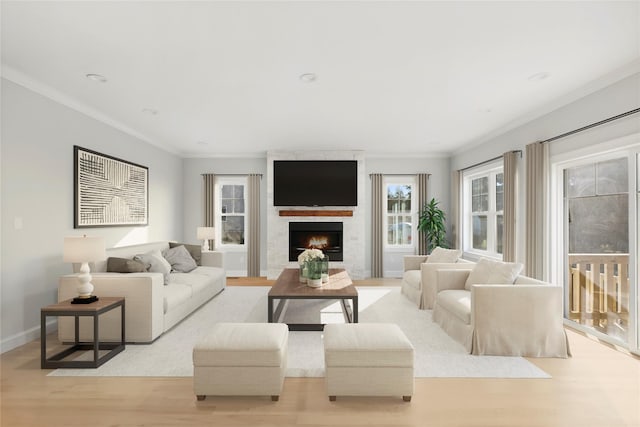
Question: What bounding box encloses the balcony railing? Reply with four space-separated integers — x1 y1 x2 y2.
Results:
568 253 629 341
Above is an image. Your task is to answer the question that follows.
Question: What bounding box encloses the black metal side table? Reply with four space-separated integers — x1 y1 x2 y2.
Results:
41 297 125 369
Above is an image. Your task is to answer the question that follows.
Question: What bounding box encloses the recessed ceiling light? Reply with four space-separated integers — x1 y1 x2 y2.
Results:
142 108 158 115
528 72 550 82
299 73 317 83
85 73 107 83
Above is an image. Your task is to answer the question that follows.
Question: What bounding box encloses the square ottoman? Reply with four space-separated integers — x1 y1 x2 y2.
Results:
323 323 414 401
193 322 288 401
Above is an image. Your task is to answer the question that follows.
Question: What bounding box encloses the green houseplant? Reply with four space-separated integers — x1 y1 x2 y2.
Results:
417 197 448 253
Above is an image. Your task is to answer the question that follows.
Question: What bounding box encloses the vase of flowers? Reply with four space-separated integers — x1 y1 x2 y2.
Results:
297 248 325 287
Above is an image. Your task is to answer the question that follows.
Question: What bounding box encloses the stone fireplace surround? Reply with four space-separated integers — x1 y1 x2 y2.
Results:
266 151 366 280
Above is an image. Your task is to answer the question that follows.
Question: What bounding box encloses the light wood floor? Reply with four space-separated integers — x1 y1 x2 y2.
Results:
2 278 639 427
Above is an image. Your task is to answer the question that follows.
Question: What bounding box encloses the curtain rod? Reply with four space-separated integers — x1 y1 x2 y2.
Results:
540 107 640 144
368 173 431 178
201 173 263 177
461 150 522 172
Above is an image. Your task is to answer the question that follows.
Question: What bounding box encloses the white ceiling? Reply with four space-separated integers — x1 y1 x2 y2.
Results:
2 1 639 158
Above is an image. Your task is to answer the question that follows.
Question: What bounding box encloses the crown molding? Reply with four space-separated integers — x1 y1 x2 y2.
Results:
454 59 640 156
364 150 451 159
1 65 180 156
182 150 268 159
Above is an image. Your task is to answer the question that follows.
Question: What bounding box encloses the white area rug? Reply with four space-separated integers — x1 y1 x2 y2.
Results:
49 286 550 378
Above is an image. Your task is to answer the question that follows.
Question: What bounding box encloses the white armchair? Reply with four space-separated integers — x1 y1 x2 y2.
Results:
401 253 474 310
433 268 571 358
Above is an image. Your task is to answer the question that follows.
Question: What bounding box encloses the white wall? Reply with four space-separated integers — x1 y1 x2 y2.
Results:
364 155 451 277
182 157 268 276
451 72 640 265
1 79 184 352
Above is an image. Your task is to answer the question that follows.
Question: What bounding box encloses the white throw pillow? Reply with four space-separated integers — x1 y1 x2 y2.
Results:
134 250 172 285
426 247 462 264
464 258 523 290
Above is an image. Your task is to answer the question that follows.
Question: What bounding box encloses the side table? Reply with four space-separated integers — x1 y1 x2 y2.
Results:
41 297 125 369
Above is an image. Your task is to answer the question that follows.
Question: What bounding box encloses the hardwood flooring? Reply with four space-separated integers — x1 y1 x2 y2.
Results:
1 278 638 427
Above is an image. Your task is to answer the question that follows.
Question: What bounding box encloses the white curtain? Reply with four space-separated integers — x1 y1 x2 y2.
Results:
247 174 261 277
525 142 549 279
416 173 430 254
451 170 462 250
371 174 384 277
203 174 216 249
502 151 518 262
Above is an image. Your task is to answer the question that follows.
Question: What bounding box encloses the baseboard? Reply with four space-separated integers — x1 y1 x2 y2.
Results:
226 270 249 278
384 270 403 279
1 319 57 354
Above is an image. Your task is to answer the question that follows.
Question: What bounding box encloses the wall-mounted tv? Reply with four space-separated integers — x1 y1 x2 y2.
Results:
273 160 358 206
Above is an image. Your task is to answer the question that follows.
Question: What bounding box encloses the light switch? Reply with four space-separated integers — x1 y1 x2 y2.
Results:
14 217 23 230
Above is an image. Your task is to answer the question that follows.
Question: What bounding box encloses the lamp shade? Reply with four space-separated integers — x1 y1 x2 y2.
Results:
197 227 216 240
63 236 106 263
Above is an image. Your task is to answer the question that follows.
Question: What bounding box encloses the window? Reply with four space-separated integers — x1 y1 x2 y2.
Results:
463 163 503 257
216 177 247 247
385 178 416 248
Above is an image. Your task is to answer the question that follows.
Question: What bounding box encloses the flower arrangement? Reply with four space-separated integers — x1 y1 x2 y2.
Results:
298 249 326 286
297 248 325 264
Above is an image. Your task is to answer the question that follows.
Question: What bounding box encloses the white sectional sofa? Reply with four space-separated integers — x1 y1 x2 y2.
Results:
432 260 571 357
58 241 226 343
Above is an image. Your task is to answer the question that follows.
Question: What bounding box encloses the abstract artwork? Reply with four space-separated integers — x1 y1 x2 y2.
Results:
74 146 148 228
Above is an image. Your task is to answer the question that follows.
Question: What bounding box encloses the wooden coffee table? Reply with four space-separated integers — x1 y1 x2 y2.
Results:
268 268 358 331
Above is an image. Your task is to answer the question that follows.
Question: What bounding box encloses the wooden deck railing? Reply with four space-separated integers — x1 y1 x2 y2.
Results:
568 253 629 337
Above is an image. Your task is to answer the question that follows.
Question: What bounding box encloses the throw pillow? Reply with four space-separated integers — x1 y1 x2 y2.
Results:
163 245 198 273
106 257 148 273
464 258 524 291
134 250 172 285
426 247 462 264
169 242 202 266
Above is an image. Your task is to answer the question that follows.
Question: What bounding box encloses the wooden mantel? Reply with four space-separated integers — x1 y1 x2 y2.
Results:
278 210 353 217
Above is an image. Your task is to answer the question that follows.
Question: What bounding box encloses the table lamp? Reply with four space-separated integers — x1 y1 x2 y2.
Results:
197 227 216 251
63 235 106 303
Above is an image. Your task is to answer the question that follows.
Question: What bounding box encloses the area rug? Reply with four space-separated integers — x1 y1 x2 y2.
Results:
48 286 550 378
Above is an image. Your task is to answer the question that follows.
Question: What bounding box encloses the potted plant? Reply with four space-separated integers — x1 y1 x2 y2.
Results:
417 197 448 253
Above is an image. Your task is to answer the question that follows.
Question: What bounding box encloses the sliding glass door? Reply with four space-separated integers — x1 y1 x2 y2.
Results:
553 144 639 354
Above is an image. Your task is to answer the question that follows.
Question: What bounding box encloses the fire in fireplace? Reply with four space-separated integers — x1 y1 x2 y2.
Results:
289 222 343 262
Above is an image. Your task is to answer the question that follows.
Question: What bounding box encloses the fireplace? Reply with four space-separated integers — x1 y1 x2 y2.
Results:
289 222 343 262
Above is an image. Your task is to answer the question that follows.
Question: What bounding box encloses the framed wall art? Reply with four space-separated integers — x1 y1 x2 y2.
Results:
74 146 149 228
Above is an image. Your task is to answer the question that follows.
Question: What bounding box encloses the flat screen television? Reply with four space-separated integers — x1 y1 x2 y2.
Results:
273 160 358 206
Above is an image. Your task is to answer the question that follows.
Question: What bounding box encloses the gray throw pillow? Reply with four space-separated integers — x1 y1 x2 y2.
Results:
163 245 198 273
106 257 147 273
134 250 172 285
169 242 202 266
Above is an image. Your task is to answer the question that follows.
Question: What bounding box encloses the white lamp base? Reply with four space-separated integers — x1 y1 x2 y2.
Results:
76 262 95 298
201 240 210 252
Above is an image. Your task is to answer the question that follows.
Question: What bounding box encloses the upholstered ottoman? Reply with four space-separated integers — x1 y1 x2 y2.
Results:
193 323 288 401
323 323 414 401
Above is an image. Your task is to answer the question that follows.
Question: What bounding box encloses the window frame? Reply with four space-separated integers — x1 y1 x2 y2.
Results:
462 161 504 259
383 176 417 251
549 135 640 356
215 176 248 251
